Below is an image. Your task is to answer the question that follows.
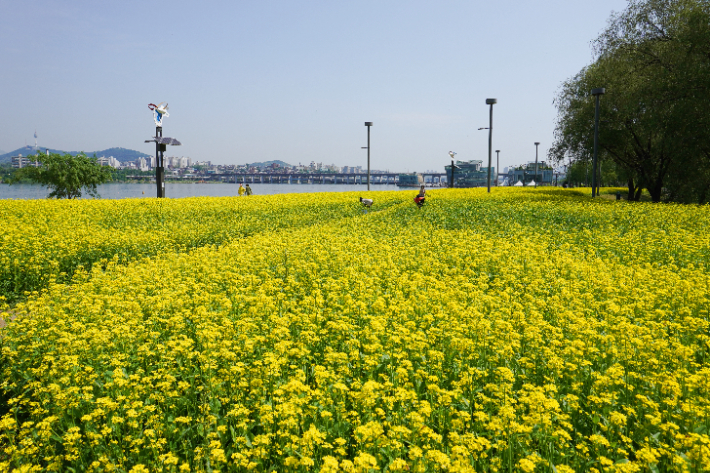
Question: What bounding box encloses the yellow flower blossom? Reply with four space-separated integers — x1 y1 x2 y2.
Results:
2 188 710 471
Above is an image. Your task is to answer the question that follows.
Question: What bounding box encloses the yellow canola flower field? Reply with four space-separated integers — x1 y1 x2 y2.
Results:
1 188 710 472
0 193 404 302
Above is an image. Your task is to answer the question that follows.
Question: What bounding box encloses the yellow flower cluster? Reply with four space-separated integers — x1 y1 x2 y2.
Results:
0 193 403 302
1 188 709 472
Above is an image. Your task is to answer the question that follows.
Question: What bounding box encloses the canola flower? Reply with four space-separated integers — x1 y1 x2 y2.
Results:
1 188 709 472
0 193 405 302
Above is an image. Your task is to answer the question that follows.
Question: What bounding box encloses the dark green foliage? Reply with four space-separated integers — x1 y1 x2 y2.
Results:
109 168 154 182
551 0 710 203
13 153 113 199
246 160 293 169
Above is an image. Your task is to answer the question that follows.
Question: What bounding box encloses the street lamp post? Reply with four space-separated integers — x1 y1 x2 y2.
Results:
495 150 500 186
364 122 373 191
534 142 540 188
591 88 605 197
156 126 164 197
485 99 497 192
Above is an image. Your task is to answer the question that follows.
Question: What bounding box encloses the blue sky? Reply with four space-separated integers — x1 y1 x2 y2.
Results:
0 0 628 171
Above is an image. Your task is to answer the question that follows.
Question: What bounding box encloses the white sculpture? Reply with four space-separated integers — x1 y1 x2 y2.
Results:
148 102 169 127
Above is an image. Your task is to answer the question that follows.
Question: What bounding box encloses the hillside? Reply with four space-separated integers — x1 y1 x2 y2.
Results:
244 160 293 168
0 147 150 165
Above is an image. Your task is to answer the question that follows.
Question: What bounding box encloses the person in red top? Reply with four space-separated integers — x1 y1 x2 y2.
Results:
414 185 426 208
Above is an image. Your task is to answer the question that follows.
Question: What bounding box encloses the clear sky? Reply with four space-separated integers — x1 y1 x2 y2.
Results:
0 0 628 171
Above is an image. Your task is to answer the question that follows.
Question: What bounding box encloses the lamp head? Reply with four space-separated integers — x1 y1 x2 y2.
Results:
486 98 497 105
591 88 606 96
534 142 540 146
364 122 373 126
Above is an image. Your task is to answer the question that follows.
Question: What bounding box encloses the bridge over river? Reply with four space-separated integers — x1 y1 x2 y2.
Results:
130 172 448 185
229 173 447 185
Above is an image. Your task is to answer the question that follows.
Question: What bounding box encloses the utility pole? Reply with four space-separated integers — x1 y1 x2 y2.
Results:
534 142 540 188
364 122 373 191
448 151 457 188
485 99 497 192
591 88 605 197
155 125 165 198
496 150 500 186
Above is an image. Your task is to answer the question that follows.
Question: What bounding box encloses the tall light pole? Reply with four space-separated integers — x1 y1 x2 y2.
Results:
534 142 540 188
364 122 373 190
146 103 180 198
591 88 605 197
448 151 457 188
485 99 497 193
495 150 500 186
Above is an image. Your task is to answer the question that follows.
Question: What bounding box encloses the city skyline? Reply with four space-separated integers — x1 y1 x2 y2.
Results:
1 0 628 172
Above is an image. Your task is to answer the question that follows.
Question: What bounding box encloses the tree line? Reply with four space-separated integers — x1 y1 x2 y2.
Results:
551 0 710 203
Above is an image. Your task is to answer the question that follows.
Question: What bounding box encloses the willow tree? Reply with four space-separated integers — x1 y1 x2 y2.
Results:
551 0 710 202
14 153 112 199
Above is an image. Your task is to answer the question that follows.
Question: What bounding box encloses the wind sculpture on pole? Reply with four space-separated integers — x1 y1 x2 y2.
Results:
448 151 459 188
145 103 181 198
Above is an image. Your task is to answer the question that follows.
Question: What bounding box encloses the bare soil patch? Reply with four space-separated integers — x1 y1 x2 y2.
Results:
0 311 18 330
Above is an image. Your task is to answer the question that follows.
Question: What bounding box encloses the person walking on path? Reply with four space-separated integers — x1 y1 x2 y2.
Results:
245 184 253 196
238 183 246 196
414 185 426 208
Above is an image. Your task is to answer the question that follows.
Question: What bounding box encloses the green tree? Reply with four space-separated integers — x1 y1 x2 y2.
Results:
551 0 710 202
13 153 112 199
551 53 671 201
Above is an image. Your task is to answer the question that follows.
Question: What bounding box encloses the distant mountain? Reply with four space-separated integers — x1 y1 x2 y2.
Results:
0 147 150 165
244 160 293 168
89 148 151 162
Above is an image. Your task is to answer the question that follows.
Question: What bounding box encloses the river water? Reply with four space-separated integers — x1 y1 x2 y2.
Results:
0 182 417 200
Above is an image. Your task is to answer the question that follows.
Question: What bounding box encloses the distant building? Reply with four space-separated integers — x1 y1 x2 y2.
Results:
137 157 150 171
165 156 187 168
97 156 121 168
308 161 324 171
398 173 424 187
11 154 39 169
507 161 553 186
445 160 495 187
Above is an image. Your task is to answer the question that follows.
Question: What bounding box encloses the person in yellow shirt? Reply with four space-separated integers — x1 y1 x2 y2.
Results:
238 183 246 196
